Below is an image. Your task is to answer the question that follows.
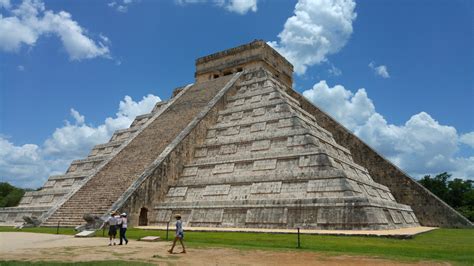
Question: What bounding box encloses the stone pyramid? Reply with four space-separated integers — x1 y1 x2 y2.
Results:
154 68 418 230
1 40 471 229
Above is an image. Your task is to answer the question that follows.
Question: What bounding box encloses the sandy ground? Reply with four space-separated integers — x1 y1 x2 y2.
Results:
0 232 449 265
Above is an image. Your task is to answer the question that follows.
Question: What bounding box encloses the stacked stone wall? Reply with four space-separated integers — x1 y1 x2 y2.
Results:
284 86 473 228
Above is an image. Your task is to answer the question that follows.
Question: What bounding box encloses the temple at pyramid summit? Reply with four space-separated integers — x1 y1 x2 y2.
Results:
1 40 472 230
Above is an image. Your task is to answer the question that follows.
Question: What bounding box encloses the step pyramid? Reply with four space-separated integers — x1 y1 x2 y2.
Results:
153 68 418 230
1 40 470 229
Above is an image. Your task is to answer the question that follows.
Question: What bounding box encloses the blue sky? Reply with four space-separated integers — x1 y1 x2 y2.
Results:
0 0 473 188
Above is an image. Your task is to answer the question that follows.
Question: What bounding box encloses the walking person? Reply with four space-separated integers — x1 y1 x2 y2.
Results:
102 212 118 246
167 214 186 254
118 213 128 245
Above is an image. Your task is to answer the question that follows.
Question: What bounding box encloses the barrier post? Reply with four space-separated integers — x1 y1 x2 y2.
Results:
297 227 301 248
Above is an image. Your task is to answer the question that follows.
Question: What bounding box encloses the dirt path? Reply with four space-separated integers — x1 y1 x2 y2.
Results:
0 232 448 265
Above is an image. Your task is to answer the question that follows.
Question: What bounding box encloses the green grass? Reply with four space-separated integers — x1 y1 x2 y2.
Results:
1 227 473 265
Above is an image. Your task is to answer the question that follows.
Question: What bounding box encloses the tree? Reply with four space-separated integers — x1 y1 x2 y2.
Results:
418 173 473 221
447 178 472 208
419 172 450 201
0 182 25 208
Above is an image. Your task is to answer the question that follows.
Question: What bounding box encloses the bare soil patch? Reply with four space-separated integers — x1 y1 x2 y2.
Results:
0 232 448 265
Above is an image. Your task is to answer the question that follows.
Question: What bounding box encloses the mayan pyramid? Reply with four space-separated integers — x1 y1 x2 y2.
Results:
1 40 471 229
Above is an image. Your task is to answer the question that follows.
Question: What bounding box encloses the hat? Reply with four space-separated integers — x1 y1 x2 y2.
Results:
121 213 127 217
174 214 181 218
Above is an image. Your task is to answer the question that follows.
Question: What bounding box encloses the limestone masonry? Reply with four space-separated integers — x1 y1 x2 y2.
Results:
1 40 471 229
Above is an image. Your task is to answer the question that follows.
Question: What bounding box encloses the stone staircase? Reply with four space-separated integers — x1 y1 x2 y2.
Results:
42 75 236 227
0 98 167 226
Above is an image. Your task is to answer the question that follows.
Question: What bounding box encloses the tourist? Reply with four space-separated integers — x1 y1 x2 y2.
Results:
118 212 128 245
103 211 118 246
167 214 186 254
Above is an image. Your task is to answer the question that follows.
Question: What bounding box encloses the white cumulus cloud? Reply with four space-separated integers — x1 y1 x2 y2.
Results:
369 61 390 78
303 80 474 180
176 0 258 14
269 0 357 75
0 0 110 60
108 0 137 13
0 0 10 9
460 132 474 149
1 94 161 188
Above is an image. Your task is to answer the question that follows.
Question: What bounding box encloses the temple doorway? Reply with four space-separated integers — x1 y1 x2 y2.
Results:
138 207 148 226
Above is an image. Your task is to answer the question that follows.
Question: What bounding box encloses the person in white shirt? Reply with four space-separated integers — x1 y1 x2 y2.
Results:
118 213 128 245
103 212 118 246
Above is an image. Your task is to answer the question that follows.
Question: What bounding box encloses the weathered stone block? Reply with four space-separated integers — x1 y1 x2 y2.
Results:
245 208 288 224
250 122 266 132
252 107 266 116
62 178 74 187
388 210 403 224
203 185 231 196
251 140 271 151
363 185 379 197
40 195 54 203
224 126 240 136
156 210 172 222
43 180 55 188
251 182 282 194
411 212 419 223
250 95 262 103
222 208 247 226
182 167 198 177
213 163 235 174
253 159 277 171
278 118 293 128
402 211 414 223
167 187 188 197
195 148 208 158
20 196 33 205
287 135 307 147
231 111 243 120
220 144 237 154
0 213 7 222
207 129 217 138
377 189 389 200
233 98 245 106
298 154 332 167
307 179 350 192
317 208 344 224
191 209 223 223
288 208 318 227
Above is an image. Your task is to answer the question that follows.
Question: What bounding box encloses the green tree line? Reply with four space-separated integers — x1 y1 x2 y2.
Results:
0 182 26 207
418 172 474 221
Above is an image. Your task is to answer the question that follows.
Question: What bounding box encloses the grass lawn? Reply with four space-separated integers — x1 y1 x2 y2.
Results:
0 226 473 265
